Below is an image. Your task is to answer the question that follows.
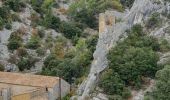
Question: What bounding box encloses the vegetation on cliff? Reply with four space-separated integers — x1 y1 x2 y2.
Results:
99 24 170 99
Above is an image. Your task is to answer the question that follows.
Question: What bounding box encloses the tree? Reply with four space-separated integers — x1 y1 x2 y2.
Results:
56 59 80 83
100 25 160 98
99 69 131 99
59 22 82 40
99 69 125 95
108 25 159 86
145 65 170 100
42 39 92 83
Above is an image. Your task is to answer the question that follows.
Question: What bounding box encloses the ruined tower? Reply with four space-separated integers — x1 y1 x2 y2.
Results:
99 11 116 33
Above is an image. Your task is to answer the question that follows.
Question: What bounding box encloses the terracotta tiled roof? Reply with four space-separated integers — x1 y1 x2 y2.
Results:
0 72 59 88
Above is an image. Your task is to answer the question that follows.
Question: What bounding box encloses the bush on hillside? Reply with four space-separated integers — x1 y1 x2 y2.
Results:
17 58 31 71
4 0 26 12
68 0 123 28
146 13 162 29
40 13 61 31
120 0 135 8
16 47 28 57
26 35 41 49
8 32 23 51
36 47 46 56
144 65 170 100
0 17 4 30
59 22 82 40
86 35 98 52
7 40 22 51
0 63 4 71
17 57 38 71
42 39 92 83
100 25 161 98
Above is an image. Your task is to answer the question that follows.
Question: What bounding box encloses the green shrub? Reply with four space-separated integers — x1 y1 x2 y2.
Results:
42 0 54 10
41 54 62 75
30 0 44 14
159 39 170 52
17 58 31 71
146 13 162 29
40 13 61 31
120 0 135 8
59 22 82 39
68 0 123 28
48 15 61 31
11 13 21 22
36 47 46 56
100 25 160 98
86 35 98 52
70 7 98 28
62 94 71 100
42 39 92 83
52 2 59 8
26 35 40 49
100 70 131 98
17 57 37 71
0 6 10 19
144 65 170 100
0 17 4 30
99 69 126 95
43 49 89 84
0 63 4 71
0 6 11 28
7 32 23 51
108 25 160 86
4 0 26 12
5 22 12 30
7 40 22 51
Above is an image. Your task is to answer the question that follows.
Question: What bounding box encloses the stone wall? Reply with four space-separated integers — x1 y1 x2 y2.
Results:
0 82 70 100
52 78 70 100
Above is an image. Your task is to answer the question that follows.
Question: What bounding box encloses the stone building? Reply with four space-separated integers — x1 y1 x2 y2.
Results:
0 72 70 100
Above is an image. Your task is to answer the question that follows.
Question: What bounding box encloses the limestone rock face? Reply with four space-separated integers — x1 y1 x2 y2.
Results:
158 52 170 65
93 93 108 100
0 29 11 60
